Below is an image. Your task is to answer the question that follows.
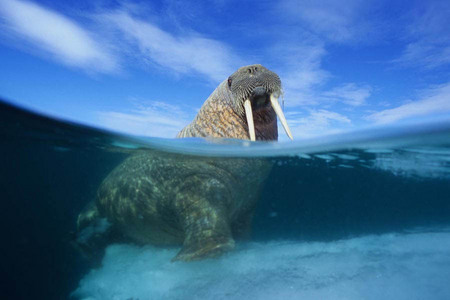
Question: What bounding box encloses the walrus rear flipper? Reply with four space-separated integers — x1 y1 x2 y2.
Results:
172 177 235 262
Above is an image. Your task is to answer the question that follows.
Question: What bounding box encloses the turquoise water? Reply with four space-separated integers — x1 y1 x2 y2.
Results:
1 100 450 299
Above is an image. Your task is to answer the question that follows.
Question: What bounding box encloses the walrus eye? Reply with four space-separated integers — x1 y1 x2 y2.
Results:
227 77 232 88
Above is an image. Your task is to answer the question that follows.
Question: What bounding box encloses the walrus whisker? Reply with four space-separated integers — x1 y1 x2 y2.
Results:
244 99 256 141
270 94 293 140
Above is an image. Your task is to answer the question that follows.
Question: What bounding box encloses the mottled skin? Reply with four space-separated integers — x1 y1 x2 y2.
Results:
77 64 281 261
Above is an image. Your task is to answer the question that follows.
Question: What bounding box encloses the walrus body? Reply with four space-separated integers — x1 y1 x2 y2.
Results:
77 64 291 261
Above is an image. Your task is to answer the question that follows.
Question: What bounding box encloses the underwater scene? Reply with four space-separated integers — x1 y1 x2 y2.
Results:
1 100 450 300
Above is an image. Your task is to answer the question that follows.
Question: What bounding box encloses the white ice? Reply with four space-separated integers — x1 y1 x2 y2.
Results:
72 229 450 300
374 150 450 178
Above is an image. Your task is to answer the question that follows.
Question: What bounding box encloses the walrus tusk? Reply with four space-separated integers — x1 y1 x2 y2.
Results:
244 99 256 141
270 94 293 140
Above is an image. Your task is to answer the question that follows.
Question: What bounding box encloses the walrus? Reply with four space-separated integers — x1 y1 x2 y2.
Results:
76 64 293 261
177 64 292 140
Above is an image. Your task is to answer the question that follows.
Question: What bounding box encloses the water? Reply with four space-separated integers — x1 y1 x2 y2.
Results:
1 100 450 300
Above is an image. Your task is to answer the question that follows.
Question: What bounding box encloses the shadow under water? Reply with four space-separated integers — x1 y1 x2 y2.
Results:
1 100 450 299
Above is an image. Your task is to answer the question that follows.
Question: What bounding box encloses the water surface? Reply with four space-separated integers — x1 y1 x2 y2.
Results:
1 100 449 299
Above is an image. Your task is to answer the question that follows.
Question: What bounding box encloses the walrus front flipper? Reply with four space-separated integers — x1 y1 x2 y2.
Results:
75 201 116 265
172 177 235 262
77 201 100 231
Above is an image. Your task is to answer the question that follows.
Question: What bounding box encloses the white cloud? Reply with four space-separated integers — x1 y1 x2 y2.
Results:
394 1 450 69
271 43 329 106
285 109 352 138
321 83 372 106
394 42 450 70
98 10 240 82
269 42 371 109
278 0 370 43
267 1 376 113
96 100 193 138
0 0 118 73
283 46 328 88
366 83 450 124
0 1 240 81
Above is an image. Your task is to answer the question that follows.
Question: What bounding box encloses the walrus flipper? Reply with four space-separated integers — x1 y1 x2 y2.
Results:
172 177 235 262
77 201 100 231
74 201 116 264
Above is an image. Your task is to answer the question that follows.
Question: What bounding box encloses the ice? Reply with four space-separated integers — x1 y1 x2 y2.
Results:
72 229 450 300
374 150 450 178
314 154 335 161
297 153 312 159
333 154 358 160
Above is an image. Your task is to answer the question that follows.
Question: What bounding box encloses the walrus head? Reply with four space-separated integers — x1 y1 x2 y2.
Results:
227 64 292 141
177 64 293 141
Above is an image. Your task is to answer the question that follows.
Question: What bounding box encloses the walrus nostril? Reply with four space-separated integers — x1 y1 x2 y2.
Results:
247 66 259 74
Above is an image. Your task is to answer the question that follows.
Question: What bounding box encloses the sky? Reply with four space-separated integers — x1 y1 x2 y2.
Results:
1 0 450 140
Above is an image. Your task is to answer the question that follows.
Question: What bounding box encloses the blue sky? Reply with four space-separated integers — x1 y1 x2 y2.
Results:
1 0 450 140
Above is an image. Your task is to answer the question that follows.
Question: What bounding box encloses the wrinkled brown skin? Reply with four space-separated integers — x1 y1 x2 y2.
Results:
77 64 281 261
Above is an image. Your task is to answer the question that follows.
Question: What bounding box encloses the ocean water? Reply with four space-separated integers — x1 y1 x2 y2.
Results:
1 100 450 300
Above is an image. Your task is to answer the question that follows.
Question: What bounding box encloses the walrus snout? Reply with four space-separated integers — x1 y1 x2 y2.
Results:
230 64 292 141
250 86 270 110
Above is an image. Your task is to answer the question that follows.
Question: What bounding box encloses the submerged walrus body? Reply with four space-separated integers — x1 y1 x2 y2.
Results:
77 65 292 261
